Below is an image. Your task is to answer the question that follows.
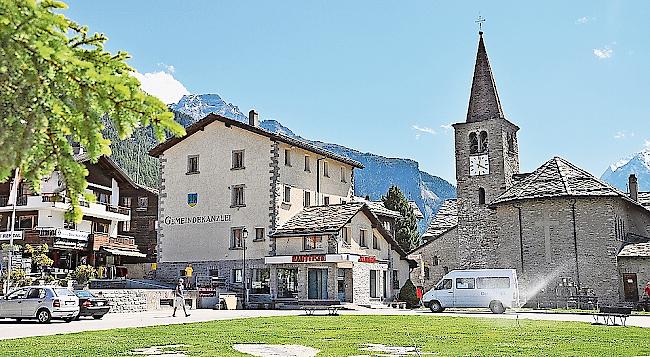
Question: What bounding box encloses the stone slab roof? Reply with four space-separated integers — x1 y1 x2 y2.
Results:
423 199 458 238
361 200 402 219
492 157 639 207
638 192 650 207
272 202 365 237
618 242 650 258
409 201 424 219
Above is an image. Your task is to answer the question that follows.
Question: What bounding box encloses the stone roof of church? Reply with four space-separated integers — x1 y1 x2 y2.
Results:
466 32 505 123
638 192 650 207
423 199 458 238
618 242 650 258
492 157 643 207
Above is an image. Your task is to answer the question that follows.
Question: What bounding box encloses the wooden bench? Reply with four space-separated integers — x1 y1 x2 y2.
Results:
387 301 407 309
302 305 342 316
592 306 631 326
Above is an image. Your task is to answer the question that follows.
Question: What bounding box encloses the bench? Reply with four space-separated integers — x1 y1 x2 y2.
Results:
387 301 407 309
302 305 342 316
592 306 632 326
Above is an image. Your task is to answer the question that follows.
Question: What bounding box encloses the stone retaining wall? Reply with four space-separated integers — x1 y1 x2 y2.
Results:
89 289 198 313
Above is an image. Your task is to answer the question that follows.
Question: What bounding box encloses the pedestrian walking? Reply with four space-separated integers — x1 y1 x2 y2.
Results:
172 278 190 317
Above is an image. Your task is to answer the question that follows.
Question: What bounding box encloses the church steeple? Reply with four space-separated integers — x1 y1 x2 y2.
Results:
466 32 504 123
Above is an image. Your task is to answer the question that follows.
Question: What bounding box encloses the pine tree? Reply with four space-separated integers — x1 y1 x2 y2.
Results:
382 186 420 252
0 0 185 221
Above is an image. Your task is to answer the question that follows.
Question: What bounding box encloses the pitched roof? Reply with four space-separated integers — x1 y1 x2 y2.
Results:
271 202 409 258
409 201 424 219
149 113 363 168
466 32 505 123
355 199 402 219
492 157 642 207
618 242 650 258
638 192 650 207
422 199 458 238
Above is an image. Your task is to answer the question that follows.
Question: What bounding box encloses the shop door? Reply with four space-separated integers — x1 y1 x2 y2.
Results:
308 269 328 300
623 273 639 302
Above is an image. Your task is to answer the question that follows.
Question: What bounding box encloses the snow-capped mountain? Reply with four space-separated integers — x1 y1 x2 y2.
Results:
169 94 248 122
601 148 650 192
169 94 456 232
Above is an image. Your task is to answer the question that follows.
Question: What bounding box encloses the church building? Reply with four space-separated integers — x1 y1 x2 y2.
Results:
411 31 650 304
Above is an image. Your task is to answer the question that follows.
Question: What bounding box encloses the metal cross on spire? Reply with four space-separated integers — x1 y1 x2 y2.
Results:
475 15 486 33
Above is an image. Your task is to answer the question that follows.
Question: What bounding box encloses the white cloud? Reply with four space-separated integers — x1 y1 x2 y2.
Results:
412 125 436 140
440 123 453 131
614 131 634 139
576 16 589 24
645 139 650 149
132 70 190 104
593 47 613 59
157 62 176 73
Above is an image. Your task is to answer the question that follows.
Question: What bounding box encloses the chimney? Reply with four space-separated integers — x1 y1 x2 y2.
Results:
248 110 259 127
629 174 639 201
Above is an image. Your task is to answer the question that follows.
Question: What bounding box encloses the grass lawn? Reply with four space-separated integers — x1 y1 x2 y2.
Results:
0 315 649 356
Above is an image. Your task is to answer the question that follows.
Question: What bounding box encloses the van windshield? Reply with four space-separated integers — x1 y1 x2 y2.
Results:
435 279 452 290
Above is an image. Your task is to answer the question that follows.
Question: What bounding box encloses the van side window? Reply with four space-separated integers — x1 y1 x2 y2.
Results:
476 277 510 289
436 279 452 290
456 277 475 289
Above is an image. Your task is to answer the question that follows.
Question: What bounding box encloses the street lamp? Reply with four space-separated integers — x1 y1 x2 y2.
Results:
242 228 248 309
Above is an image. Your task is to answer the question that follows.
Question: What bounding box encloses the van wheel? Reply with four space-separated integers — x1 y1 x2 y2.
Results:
37 309 52 324
429 301 444 313
489 301 505 314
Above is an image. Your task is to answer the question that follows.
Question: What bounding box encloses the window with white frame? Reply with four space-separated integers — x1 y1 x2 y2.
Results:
254 227 265 241
232 150 245 169
304 155 311 172
232 269 243 283
323 161 329 177
303 235 323 251
284 149 291 166
231 185 245 207
341 227 350 245
283 186 291 203
303 191 311 207
187 155 199 174
359 229 367 247
372 234 379 250
231 227 244 249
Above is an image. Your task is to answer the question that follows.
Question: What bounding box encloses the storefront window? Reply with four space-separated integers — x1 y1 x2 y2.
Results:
370 270 379 298
251 268 270 294
232 268 243 283
277 268 298 298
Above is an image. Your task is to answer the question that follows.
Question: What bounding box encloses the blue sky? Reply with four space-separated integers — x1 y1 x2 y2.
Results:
64 1 650 184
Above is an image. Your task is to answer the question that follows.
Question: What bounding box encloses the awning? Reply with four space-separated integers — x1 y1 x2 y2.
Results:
100 247 146 258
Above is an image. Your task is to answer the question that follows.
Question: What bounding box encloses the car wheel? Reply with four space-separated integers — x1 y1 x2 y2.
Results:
92 315 104 320
37 309 52 324
429 300 444 313
63 317 74 323
489 300 505 314
74 315 81 321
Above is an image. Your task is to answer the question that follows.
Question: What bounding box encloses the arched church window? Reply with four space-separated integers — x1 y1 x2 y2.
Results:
432 256 439 266
479 131 488 152
478 187 486 205
469 133 478 154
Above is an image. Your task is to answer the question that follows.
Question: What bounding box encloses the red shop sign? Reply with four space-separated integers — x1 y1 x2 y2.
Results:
292 255 326 262
358 256 377 263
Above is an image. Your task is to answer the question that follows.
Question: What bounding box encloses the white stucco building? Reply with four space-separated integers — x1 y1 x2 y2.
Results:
149 111 413 304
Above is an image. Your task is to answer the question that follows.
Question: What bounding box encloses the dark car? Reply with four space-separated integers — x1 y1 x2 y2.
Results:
73 290 110 319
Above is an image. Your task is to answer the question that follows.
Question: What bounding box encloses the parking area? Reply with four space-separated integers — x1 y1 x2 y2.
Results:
0 307 648 340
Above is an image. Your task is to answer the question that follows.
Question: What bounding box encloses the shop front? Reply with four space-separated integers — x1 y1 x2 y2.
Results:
265 253 390 305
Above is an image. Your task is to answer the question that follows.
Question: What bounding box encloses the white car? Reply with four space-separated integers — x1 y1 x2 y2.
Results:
0 286 80 323
422 269 520 314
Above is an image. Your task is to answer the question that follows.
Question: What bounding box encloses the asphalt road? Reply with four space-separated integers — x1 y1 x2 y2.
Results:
0 307 647 340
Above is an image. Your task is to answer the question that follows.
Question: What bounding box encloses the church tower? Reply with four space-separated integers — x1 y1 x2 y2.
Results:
453 31 520 268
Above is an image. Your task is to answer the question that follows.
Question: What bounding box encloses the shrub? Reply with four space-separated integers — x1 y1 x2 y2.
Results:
398 279 420 308
72 265 96 285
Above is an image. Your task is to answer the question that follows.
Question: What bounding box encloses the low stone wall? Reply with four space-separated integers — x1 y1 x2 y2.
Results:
89 289 198 313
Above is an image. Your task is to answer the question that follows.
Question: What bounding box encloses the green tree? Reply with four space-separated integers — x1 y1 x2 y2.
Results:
382 185 420 251
24 244 54 273
0 0 185 221
397 279 420 308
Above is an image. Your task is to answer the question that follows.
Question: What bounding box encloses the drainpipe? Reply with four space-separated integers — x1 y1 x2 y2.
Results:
515 204 524 273
570 199 581 290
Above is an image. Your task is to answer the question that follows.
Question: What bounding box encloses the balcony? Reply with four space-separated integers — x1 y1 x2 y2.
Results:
0 193 130 221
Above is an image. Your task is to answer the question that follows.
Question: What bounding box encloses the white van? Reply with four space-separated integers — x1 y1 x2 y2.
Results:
422 269 519 314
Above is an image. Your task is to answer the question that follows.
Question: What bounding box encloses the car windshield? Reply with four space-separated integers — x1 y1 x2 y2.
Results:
54 288 75 297
75 290 95 298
